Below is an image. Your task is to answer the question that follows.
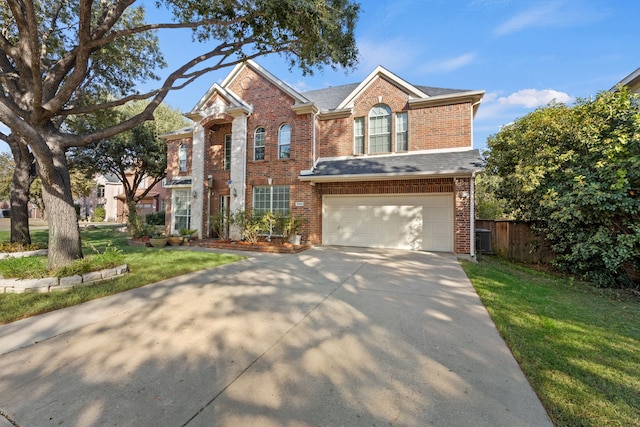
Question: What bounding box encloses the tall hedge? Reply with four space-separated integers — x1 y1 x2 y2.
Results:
485 88 640 287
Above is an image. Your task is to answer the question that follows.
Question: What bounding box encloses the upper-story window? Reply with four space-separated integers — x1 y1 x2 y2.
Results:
224 133 232 171
178 144 187 172
354 117 365 154
278 124 291 159
369 104 391 153
396 112 408 152
254 127 265 161
97 185 105 198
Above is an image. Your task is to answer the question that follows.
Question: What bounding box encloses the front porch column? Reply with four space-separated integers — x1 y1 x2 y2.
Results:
229 113 248 240
191 124 205 238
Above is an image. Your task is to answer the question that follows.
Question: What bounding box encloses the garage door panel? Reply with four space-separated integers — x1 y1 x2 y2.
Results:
323 194 453 252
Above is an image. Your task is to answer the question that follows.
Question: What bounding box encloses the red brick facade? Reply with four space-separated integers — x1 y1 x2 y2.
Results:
164 61 481 255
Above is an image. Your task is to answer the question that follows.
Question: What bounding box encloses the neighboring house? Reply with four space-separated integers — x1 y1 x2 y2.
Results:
113 173 167 223
98 173 123 222
612 67 640 93
75 173 167 223
75 173 121 221
162 60 484 257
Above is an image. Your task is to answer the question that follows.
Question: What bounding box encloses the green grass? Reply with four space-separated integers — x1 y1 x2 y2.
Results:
0 226 243 324
461 256 640 427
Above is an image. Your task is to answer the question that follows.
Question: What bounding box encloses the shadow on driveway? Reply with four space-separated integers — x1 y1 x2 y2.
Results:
0 247 552 426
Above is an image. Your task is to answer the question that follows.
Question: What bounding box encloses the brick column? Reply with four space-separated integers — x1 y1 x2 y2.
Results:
191 124 205 238
229 113 248 240
454 177 472 254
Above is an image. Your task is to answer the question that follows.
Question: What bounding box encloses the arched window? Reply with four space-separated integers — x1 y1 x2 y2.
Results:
278 124 291 159
178 144 187 172
254 127 265 160
369 104 391 153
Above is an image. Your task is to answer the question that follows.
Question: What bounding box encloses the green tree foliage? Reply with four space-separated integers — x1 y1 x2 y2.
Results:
0 152 12 200
474 173 510 220
0 0 360 269
485 89 640 287
70 101 187 233
92 205 106 222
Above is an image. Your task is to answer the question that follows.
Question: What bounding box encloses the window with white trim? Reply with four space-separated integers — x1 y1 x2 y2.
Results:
368 104 391 153
178 144 187 172
396 112 408 151
278 124 291 159
224 133 232 171
354 117 364 154
254 127 265 160
172 189 191 233
253 185 290 215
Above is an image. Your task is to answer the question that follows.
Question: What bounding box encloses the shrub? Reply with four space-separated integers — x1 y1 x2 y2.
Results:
279 213 305 242
92 205 106 222
210 211 230 239
232 210 262 243
145 211 165 225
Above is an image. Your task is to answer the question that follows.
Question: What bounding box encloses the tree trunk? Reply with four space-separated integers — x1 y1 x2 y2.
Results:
126 199 142 237
39 150 83 270
7 135 34 245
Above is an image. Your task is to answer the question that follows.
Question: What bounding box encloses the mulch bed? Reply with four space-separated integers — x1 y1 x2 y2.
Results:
185 239 311 254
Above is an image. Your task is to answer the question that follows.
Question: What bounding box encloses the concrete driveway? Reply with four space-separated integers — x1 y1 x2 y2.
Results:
0 247 552 427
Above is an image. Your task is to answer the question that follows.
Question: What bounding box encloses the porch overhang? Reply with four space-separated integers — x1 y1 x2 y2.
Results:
298 149 484 183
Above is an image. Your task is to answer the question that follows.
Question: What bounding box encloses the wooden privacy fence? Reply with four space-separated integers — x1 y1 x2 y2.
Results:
475 220 555 264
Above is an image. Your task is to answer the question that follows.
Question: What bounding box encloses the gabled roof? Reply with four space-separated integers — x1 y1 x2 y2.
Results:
184 60 484 123
299 149 484 183
337 66 430 110
300 66 484 116
612 67 640 93
222 60 311 105
187 83 253 120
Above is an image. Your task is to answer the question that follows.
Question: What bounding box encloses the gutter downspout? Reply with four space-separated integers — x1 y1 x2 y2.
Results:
312 112 317 167
469 98 482 259
470 171 476 259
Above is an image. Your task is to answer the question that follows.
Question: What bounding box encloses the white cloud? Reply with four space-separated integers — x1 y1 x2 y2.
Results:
493 1 605 36
473 88 574 145
497 88 573 108
493 3 557 36
420 53 477 73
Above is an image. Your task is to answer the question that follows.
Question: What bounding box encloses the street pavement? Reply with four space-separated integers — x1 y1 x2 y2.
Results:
0 246 552 426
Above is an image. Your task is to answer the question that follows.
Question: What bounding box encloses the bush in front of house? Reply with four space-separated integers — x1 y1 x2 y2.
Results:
145 212 165 225
92 205 106 222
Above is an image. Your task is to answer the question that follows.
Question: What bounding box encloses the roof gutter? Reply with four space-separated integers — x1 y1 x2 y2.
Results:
298 170 476 183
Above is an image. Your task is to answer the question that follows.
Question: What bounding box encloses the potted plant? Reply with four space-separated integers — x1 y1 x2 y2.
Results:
167 234 183 246
179 227 197 242
149 232 168 248
280 213 305 245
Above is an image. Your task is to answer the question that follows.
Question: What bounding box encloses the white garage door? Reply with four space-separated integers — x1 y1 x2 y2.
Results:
322 194 453 252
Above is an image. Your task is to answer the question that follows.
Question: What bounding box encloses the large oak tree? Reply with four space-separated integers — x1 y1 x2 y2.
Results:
0 0 360 269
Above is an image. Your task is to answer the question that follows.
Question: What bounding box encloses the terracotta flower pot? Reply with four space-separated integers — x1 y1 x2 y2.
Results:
167 236 183 246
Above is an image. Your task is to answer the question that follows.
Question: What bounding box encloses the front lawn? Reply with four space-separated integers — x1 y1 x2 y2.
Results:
461 256 640 427
0 226 243 324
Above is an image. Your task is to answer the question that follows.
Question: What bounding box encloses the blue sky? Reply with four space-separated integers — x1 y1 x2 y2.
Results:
1 0 637 153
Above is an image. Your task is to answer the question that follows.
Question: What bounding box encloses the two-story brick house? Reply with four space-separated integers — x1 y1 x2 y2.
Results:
162 60 484 257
